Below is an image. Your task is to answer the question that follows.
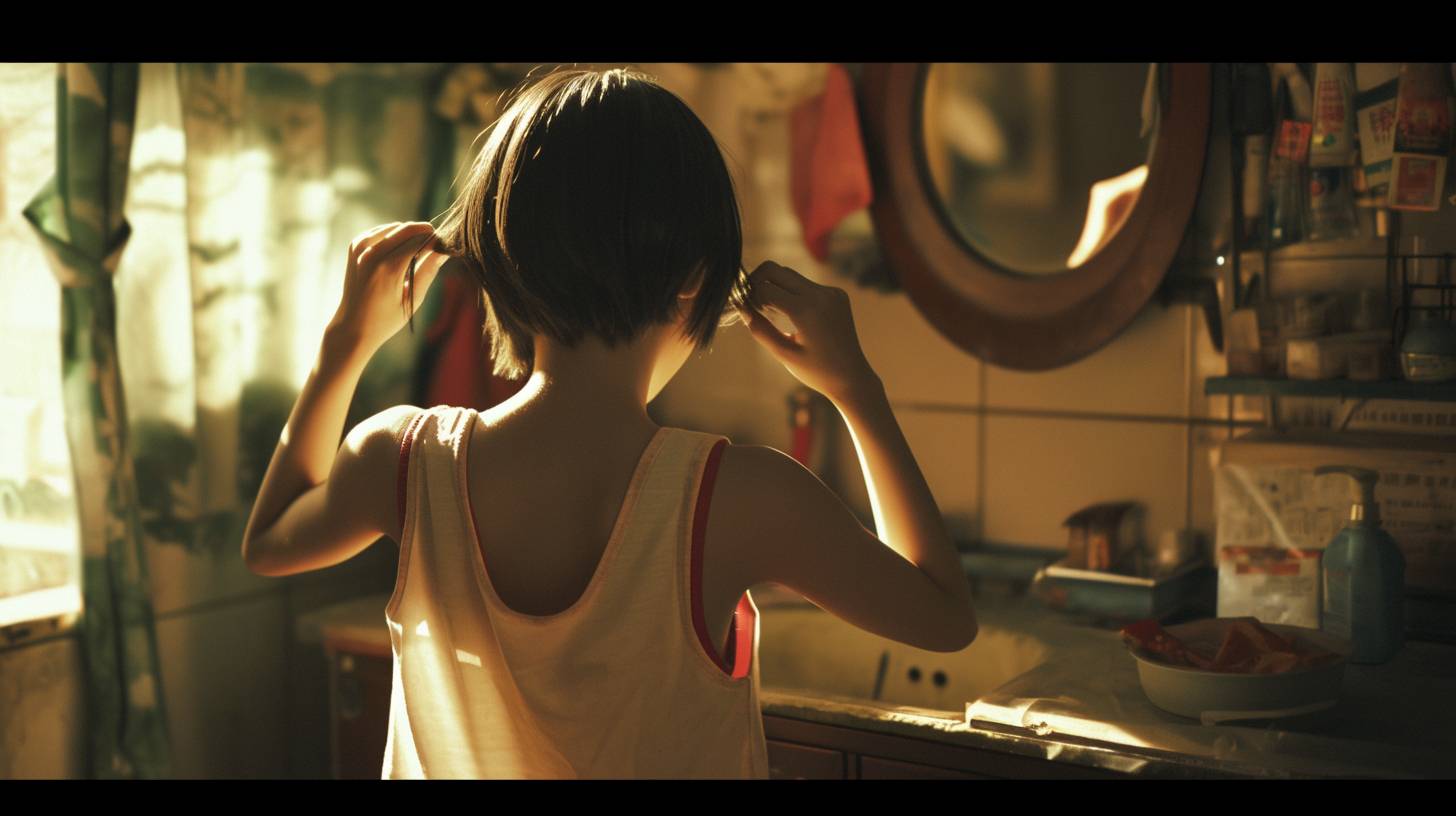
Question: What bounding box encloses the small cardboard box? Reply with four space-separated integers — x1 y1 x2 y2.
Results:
1387 64 1453 212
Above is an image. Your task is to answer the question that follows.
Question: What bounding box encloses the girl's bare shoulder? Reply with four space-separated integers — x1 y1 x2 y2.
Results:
706 443 852 580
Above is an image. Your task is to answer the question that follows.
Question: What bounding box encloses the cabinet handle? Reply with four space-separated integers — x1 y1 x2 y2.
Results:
337 654 362 720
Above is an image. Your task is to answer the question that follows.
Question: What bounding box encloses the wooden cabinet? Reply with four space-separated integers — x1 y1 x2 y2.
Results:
766 740 848 779
326 639 392 779
858 756 992 780
763 714 1120 780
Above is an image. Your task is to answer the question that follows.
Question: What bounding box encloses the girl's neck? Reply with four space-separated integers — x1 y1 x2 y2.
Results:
489 332 669 434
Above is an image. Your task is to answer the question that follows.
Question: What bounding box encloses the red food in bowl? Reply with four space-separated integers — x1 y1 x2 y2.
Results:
1121 617 1341 675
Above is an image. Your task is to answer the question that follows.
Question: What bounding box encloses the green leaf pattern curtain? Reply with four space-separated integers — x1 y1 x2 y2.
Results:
118 64 456 554
22 62 485 778
23 62 171 780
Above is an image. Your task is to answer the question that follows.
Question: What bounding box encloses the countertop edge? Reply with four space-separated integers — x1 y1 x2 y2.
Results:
758 689 1292 779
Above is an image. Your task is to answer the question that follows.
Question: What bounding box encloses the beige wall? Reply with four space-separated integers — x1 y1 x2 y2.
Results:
650 82 1233 556
651 65 1456 561
1 538 396 779
0 636 86 778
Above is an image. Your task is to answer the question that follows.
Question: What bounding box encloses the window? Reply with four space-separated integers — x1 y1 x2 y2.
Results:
0 63 82 635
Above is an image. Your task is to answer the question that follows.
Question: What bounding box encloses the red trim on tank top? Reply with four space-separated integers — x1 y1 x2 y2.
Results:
396 410 431 537
690 439 751 679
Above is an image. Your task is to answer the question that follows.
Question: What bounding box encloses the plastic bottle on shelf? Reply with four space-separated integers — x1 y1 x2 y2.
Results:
1314 466 1405 665
1266 77 1310 248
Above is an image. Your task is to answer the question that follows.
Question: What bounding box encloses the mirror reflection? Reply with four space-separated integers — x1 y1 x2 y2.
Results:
921 63 1159 275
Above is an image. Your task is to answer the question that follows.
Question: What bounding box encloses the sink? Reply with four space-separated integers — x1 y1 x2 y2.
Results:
756 601 1055 715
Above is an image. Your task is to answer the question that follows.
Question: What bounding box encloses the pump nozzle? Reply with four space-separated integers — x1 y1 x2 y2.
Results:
1314 466 1382 525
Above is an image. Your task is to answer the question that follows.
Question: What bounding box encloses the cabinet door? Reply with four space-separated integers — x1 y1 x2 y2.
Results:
766 740 848 779
330 651 393 779
859 755 993 780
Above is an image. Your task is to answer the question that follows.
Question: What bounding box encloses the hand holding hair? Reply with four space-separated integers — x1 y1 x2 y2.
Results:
738 261 880 404
327 222 455 358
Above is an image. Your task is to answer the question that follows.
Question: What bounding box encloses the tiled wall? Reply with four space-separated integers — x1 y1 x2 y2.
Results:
654 65 1456 561
652 79 1242 557
660 279 1230 553
0 636 85 778
151 540 398 778
2 535 397 779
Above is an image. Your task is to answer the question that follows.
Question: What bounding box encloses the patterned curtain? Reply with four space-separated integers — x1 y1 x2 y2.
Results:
117 64 464 555
21 62 486 778
23 63 170 779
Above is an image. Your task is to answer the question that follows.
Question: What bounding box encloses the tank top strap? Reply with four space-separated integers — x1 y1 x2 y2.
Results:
616 429 754 681
696 435 756 682
395 405 475 529
395 407 435 528
387 405 479 620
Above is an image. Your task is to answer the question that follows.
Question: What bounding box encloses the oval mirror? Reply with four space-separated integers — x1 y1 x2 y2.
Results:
860 63 1210 370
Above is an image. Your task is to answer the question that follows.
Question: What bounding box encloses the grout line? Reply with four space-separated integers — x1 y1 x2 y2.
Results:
153 585 286 622
1185 304 1197 534
976 363 987 545
1185 423 1195 534
894 401 1262 428
1186 303 1197 422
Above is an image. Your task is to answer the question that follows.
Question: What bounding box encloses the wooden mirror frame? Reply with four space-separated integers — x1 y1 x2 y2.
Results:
859 63 1211 370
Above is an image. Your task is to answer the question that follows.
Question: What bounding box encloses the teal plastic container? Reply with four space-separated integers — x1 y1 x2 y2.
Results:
1315 466 1406 664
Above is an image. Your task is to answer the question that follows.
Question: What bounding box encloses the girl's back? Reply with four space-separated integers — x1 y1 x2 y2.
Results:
386 406 766 778
240 67 977 779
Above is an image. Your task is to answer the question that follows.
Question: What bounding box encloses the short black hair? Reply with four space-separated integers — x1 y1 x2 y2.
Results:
436 67 748 380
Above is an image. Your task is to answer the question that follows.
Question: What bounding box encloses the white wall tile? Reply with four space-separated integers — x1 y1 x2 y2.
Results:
147 525 396 620
820 408 873 527
1190 425 1232 562
983 415 1188 550
145 536 274 617
847 287 981 408
155 592 288 779
0 636 85 778
896 410 980 542
1189 293 1231 420
985 303 1190 418
651 323 802 451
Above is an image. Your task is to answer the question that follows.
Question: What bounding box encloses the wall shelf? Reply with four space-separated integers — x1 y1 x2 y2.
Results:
1205 376 1456 403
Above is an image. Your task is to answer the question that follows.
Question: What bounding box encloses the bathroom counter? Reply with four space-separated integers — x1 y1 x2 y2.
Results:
759 639 1456 779
302 592 1456 779
758 591 1456 779
959 627 1456 779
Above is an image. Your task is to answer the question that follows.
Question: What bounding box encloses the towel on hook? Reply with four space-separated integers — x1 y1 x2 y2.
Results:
417 273 524 410
789 64 873 262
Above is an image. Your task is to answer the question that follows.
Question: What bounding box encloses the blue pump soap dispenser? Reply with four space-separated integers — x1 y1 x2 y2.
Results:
1314 466 1405 664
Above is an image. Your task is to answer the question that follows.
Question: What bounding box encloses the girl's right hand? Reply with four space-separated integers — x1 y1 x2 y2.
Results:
326 222 451 359
738 261 881 404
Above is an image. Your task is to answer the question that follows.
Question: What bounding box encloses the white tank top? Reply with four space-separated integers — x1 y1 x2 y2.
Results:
383 406 769 778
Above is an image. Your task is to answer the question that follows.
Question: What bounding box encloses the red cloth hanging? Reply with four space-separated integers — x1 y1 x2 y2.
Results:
789 64 874 262
422 274 524 410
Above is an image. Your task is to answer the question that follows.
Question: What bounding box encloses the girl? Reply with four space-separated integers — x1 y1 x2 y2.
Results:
241 67 977 779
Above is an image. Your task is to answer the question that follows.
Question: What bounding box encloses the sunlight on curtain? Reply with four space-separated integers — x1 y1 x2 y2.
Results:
0 62 81 627
115 63 446 554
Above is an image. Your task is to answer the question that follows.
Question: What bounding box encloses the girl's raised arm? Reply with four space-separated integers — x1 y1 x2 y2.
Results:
712 263 976 652
241 223 448 576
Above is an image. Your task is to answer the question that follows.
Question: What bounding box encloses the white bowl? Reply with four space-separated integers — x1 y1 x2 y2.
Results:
1129 620 1351 723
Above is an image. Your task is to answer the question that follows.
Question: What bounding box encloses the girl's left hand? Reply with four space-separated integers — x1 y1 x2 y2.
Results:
326 222 453 357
